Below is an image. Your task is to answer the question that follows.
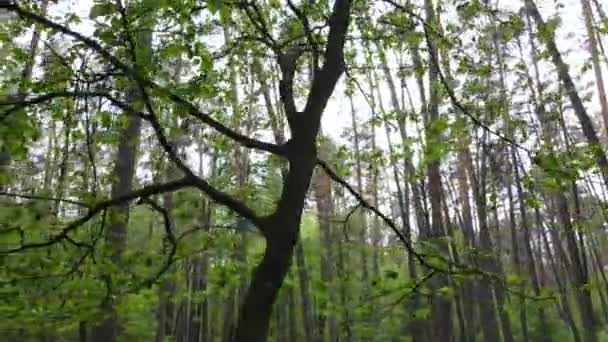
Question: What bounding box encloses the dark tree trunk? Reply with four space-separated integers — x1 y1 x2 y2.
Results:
232 2 351 340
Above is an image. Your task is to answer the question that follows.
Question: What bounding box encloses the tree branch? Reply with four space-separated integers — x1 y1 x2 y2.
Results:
0 89 265 226
105 93 264 226
286 0 319 70
278 46 304 125
316 159 425 263
4 4 283 156
137 198 178 288
302 0 351 119
317 158 493 280
1 177 194 254
0 191 89 207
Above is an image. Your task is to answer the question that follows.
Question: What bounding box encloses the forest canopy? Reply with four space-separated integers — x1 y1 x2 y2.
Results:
1 0 608 341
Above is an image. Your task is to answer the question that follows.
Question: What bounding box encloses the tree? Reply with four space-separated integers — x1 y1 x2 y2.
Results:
5 0 608 341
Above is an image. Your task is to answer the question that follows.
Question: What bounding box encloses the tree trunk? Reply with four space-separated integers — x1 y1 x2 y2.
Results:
470 139 507 342
424 0 452 339
155 56 184 342
580 0 608 137
313 139 339 342
525 0 608 187
375 46 427 340
233 2 351 338
511 149 551 341
91 1 155 339
523 11 598 340
90 97 142 342
0 0 49 192
233 143 316 340
295 241 316 342
257 58 315 342
348 95 371 291
434 12 478 338
534 205 581 342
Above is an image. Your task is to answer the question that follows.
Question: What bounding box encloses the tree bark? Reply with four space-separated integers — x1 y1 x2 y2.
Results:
512 149 551 341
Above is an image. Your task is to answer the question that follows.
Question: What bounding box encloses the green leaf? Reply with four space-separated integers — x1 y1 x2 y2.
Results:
438 286 455 299
207 0 223 13
507 274 525 286
384 269 399 280
413 307 431 320
426 256 449 271
100 111 112 128
89 3 113 19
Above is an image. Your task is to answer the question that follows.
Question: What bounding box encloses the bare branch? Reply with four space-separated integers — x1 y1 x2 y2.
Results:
137 198 178 288
105 95 264 226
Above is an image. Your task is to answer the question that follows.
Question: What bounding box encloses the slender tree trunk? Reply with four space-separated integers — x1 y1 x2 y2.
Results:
434 15 478 339
400 55 433 342
375 45 427 341
525 0 608 187
335 229 352 341
470 138 507 342
523 12 598 340
535 206 581 342
348 95 370 292
511 149 551 341
492 34 530 342
580 0 608 136
286 282 298 342
91 97 142 342
155 57 184 342
313 139 339 342
589 234 608 323
295 241 315 342
91 2 155 339
1 0 50 194
424 0 452 339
